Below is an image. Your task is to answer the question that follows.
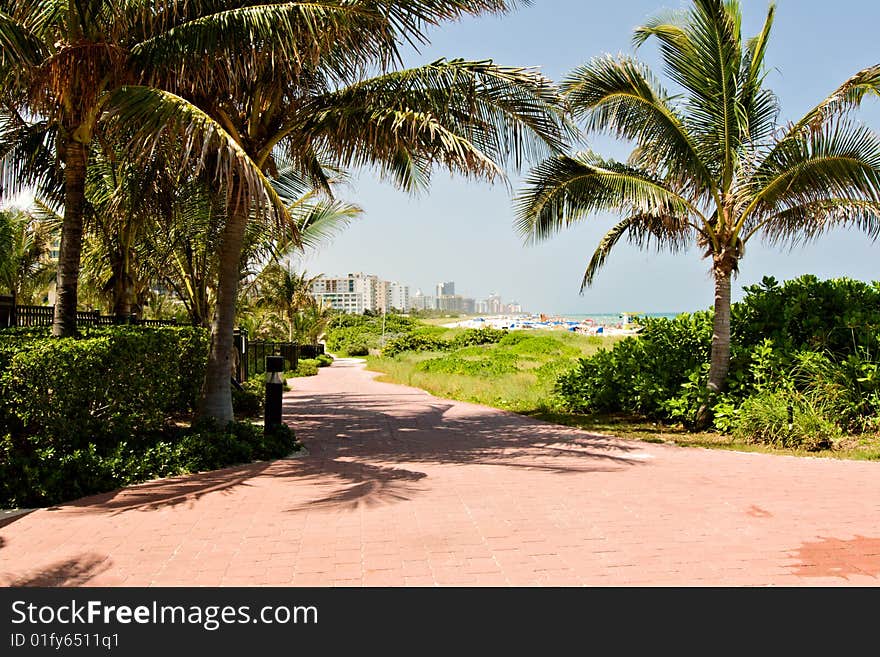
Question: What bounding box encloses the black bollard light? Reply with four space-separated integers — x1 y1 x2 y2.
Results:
265 355 284 433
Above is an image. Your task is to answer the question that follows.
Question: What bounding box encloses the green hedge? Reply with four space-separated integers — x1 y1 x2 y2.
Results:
0 326 303 507
381 327 509 358
0 422 299 508
0 326 209 451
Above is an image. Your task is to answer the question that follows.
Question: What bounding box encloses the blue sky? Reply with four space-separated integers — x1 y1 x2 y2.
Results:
301 0 880 315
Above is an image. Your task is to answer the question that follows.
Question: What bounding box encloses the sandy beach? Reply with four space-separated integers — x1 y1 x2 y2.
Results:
442 314 641 336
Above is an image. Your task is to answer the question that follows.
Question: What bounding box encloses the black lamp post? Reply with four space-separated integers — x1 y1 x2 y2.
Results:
265 355 284 433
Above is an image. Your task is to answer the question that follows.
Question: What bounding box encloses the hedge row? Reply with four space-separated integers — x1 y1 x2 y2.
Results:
0 326 208 452
0 326 301 507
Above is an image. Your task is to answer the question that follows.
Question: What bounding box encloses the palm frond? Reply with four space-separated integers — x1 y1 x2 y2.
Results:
581 212 693 289
514 152 699 243
759 198 880 246
561 55 713 197
104 85 290 227
0 110 62 204
294 197 362 251
0 9 48 68
787 65 880 136
133 2 394 91
745 119 880 229
738 3 779 144
295 58 568 186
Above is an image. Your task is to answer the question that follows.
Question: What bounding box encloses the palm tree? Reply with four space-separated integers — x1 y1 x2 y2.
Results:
515 0 880 426
0 0 341 336
255 264 322 343
117 3 568 423
295 298 335 345
0 207 57 303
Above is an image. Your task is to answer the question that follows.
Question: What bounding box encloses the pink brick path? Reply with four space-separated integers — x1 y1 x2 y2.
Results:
2 358 880 586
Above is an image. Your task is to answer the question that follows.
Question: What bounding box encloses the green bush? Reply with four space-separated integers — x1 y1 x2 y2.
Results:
732 275 880 357
418 352 519 377
288 359 319 377
315 353 334 367
554 275 880 438
325 313 418 355
382 332 449 358
0 326 208 451
0 421 300 508
731 390 840 451
449 327 508 349
233 378 264 418
556 312 712 418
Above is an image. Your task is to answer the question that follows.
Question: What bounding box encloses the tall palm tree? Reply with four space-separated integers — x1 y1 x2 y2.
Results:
0 0 370 336
119 3 568 422
515 0 880 426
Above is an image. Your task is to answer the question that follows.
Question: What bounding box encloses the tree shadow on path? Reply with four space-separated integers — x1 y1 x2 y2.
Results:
2 553 111 586
53 462 273 516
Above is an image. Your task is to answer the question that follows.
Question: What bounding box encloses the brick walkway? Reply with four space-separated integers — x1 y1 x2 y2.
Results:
2 358 880 586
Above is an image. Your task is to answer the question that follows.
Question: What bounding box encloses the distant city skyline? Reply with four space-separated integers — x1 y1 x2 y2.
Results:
310 271 525 314
301 0 880 316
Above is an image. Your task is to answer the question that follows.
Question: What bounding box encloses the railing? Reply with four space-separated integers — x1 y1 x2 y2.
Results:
298 343 325 359
232 329 324 382
0 297 182 329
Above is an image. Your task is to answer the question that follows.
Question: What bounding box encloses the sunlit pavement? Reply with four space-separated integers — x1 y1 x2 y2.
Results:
3 358 880 587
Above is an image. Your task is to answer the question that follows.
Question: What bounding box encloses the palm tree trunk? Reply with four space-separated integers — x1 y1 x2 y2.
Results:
112 251 133 320
707 267 733 393
196 203 247 423
695 265 734 429
52 140 89 337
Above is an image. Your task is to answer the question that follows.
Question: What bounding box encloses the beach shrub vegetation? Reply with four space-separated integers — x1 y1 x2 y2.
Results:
555 276 880 447
418 352 520 377
325 313 419 356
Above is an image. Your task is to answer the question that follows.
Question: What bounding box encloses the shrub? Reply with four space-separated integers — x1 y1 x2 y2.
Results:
418 352 519 377
556 312 712 418
0 326 209 451
233 378 264 418
0 421 300 508
731 390 840 451
325 313 418 355
449 327 508 349
382 333 449 358
315 354 334 367
732 275 880 356
289 359 319 377
554 275 880 439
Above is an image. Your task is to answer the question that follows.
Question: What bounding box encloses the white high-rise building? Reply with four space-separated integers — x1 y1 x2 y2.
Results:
311 273 380 314
388 282 409 312
377 280 410 312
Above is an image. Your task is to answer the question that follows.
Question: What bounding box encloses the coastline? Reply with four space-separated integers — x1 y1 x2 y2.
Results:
441 312 665 336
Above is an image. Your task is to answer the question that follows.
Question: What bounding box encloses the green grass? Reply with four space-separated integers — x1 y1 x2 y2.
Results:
366 329 620 413
365 327 880 461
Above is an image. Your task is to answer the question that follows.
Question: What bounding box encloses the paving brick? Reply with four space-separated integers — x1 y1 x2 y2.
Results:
2 358 879 587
